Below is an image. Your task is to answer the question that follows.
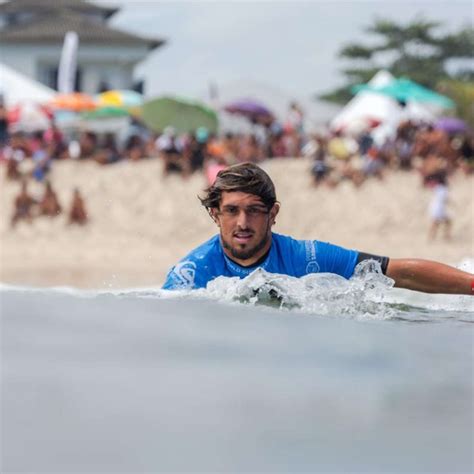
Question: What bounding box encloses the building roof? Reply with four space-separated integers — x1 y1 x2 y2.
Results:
0 0 119 19
0 7 165 50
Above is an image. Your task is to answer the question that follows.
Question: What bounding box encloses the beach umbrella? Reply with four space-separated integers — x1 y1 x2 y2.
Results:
435 117 468 133
224 98 274 122
81 105 130 120
97 90 144 108
352 78 454 109
142 96 218 133
53 110 81 129
7 102 52 132
50 92 97 112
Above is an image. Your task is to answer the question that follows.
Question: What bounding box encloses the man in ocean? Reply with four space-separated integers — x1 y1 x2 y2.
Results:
162 163 473 294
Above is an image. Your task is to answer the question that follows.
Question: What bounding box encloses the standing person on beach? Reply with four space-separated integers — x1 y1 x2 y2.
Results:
429 175 451 241
162 163 473 294
0 96 8 148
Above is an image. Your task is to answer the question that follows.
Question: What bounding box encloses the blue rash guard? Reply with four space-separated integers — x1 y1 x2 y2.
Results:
162 233 360 290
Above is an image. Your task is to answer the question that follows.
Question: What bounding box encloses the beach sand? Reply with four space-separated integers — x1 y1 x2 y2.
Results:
1 158 472 289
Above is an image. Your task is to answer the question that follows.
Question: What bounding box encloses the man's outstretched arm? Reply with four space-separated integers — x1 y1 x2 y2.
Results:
386 258 473 295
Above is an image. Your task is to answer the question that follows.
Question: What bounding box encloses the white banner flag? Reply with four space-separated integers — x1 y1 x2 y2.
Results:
57 31 79 94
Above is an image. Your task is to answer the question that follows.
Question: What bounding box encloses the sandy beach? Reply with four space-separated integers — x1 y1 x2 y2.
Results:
1 158 472 289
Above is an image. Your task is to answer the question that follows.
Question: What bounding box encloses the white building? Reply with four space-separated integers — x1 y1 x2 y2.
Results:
0 0 165 94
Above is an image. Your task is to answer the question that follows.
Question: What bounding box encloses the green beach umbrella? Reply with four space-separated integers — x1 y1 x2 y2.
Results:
142 96 218 134
81 106 130 120
352 78 454 108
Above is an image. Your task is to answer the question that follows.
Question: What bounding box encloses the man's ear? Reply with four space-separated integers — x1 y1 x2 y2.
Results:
270 203 280 225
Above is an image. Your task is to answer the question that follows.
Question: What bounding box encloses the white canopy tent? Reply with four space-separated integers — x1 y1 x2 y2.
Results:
0 62 57 107
330 70 401 132
330 70 439 144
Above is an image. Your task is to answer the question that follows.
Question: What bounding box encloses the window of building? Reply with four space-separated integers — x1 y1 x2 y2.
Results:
38 64 83 92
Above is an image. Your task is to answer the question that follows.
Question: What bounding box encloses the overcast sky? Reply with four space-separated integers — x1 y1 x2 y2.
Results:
98 0 473 99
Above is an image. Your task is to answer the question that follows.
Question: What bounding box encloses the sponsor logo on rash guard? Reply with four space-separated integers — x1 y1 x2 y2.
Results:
170 261 196 288
304 241 319 273
305 261 320 273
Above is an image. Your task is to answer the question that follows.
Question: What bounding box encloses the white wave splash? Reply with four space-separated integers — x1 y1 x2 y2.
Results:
195 261 397 320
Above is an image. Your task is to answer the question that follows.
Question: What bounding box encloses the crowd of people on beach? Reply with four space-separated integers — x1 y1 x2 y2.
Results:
10 179 87 228
305 120 473 187
1 97 472 238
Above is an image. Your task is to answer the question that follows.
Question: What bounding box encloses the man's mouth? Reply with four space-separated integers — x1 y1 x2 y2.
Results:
233 231 254 244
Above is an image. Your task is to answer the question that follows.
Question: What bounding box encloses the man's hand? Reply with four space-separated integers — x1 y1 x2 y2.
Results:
386 258 473 295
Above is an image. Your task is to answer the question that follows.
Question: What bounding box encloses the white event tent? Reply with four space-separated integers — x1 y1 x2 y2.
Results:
330 70 400 131
330 70 439 144
0 62 57 107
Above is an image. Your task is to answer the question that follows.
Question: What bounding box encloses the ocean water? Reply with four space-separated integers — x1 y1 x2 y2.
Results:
1 264 473 473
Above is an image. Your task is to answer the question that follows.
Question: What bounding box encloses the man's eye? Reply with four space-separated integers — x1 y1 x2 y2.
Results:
247 208 260 215
224 207 238 215
248 207 267 215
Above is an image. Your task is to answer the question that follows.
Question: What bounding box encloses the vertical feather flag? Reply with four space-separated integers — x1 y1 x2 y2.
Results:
58 31 79 94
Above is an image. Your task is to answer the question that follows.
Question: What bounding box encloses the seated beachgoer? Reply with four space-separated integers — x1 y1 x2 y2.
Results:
362 147 384 179
156 127 189 177
327 133 357 161
4 132 30 180
311 157 330 186
68 188 88 225
39 180 62 217
220 132 237 163
189 128 209 172
459 135 474 175
223 132 240 162
238 135 264 163
32 141 52 182
43 121 67 159
268 130 287 158
11 180 37 227
0 98 8 148
78 132 98 159
5 155 21 180
94 134 121 165
125 134 146 161
145 133 160 158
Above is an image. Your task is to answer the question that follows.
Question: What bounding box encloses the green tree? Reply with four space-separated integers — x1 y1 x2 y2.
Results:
319 17 474 116
438 80 474 128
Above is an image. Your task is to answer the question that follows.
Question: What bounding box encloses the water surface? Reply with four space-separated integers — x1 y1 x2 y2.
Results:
1 270 473 473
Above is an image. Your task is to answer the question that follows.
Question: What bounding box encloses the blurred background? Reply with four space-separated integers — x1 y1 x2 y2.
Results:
0 0 473 288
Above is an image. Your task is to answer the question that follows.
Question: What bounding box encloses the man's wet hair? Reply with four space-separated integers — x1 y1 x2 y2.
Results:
199 162 277 210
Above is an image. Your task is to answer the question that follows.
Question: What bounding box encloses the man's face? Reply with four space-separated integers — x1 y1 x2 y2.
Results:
212 191 279 265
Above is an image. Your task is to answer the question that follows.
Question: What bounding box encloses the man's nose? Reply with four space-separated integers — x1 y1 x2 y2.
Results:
236 209 249 227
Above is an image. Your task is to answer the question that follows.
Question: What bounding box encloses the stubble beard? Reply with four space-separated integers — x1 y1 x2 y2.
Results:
221 230 270 262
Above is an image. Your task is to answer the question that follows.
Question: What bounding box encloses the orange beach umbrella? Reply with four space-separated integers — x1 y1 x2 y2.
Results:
50 92 97 112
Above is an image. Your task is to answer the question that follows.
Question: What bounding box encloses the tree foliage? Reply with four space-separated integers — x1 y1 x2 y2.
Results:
437 80 474 128
319 17 474 118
